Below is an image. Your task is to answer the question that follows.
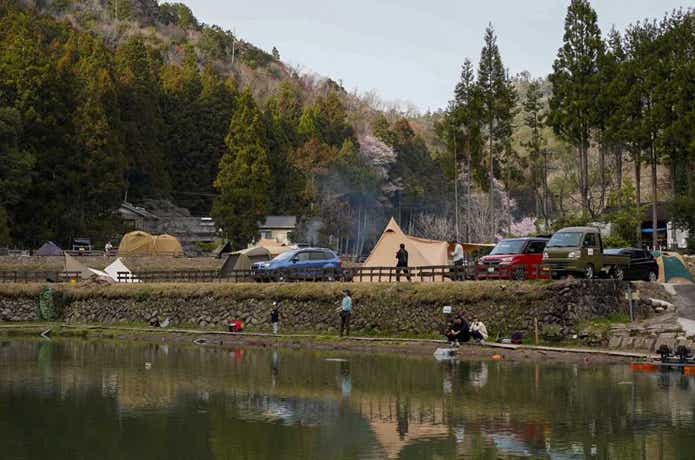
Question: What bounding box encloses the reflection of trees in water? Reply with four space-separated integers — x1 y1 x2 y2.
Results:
1 341 695 459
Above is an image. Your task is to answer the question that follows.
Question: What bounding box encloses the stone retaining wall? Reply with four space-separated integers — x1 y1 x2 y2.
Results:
0 280 652 340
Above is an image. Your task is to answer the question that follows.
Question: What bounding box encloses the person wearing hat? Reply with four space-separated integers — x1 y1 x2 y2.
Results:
270 301 281 335
338 289 353 337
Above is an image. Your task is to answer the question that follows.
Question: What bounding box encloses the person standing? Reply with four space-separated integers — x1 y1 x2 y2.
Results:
450 239 465 280
270 301 281 335
338 289 353 336
395 243 411 282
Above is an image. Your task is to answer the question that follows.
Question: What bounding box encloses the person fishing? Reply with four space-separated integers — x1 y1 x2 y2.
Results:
445 317 468 347
395 243 411 282
338 289 353 337
270 301 281 335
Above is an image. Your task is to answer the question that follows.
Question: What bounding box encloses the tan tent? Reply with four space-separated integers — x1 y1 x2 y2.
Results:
220 247 273 274
256 239 291 257
118 231 155 256
64 254 93 280
118 232 183 257
152 234 184 257
363 218 449 268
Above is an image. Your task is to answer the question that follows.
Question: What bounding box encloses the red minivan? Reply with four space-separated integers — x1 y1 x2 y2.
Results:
477 238 549 280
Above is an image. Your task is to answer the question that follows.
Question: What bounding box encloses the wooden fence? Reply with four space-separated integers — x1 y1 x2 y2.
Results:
0 265 548 284
0 271 83 283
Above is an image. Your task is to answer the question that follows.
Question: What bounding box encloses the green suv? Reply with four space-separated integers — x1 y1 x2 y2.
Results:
541 226 630 279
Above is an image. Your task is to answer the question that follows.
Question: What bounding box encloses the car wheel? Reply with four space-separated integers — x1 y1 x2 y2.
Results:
611 267 625 281
513 267 526 281
648 271 658 283
584 265 595 280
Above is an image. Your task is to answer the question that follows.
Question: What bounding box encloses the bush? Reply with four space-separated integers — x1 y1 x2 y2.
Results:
541 323 565 342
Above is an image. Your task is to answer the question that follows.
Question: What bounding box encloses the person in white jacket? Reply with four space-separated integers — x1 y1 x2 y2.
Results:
470 317 488 342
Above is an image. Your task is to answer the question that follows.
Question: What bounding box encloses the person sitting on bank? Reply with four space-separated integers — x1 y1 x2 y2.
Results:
470 317 488 343
446 317 470 347
445 319 460 347
395 243 411 282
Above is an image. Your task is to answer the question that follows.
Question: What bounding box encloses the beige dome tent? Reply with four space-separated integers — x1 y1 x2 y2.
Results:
118 231 155 256
118 232 183 257
152 234 184 257
363 218 449 268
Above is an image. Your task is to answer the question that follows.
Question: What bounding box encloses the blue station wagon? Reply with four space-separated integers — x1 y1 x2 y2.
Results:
252 248 343 281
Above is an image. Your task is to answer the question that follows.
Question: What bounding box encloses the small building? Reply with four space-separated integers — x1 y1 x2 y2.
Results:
258 216 296 245
118 202 160 233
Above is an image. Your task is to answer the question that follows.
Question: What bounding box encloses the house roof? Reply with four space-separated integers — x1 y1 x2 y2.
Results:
119 201 159 220
259 216 297 229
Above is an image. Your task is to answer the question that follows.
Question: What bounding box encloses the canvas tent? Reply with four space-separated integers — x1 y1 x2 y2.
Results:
36 241 63 256
104 258 139 283
256 239 291 257
220 247 273 275
87 268 115 283
64 254 93 280
118 231 155 256
212 240 233 258
152 234 184 257
363 218 449 268
118 231 184 257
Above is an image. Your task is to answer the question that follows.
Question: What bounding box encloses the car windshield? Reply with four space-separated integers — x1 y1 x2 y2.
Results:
272 251 296 262
547 232 583 248
490 240 526 255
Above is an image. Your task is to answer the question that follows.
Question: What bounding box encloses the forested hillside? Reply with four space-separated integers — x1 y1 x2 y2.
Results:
1 0 694 253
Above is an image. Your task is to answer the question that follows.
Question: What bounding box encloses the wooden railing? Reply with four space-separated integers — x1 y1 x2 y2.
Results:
0 271 82 283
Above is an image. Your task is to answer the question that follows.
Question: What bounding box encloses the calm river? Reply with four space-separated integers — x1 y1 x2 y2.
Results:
1 339 694 459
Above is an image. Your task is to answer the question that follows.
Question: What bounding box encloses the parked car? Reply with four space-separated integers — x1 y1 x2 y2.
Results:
252 248 342 281
603 248 659 282
541 227 630 279
477 237 549 280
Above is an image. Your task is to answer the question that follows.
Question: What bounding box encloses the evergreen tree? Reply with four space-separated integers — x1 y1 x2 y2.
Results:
549 0 604 218
264 82 306 214
116 37 169 201
212 89 271 249
477 24 516 239
522 79 549 229
0 106 34 243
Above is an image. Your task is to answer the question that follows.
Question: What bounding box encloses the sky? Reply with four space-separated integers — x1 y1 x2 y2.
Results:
184 0 691 111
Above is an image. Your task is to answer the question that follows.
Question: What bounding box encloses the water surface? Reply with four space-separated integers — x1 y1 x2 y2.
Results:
1 339 694 459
